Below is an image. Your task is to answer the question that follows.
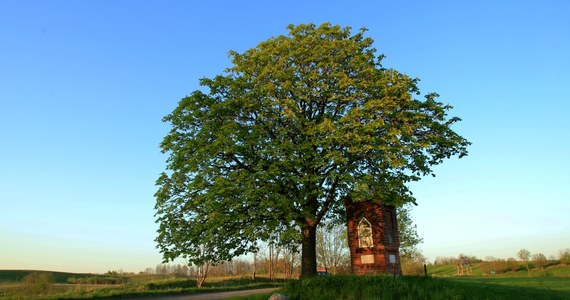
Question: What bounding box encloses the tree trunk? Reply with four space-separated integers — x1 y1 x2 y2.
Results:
252 252 256 280
269 242 274 280
196 263 210 288
300 223 317 278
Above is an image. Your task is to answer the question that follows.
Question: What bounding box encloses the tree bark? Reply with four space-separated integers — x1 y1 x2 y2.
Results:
252 252 256 280
269 242 274 280
196 263 210 288
300 222 317 278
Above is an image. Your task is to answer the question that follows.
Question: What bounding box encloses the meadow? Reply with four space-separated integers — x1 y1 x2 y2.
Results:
235 264 570 300
278 274 570 300
2 265 570 299
0 271 282 299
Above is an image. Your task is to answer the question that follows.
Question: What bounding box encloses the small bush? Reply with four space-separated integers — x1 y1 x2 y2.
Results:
20 272 54 296
559 249 570 265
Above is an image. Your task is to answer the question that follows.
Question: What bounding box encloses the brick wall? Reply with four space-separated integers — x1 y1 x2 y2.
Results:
345 199 402 275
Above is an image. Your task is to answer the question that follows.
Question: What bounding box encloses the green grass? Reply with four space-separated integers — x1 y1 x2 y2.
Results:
4 267 570 300
0 272 284 300
507 266 570 277
446 276 570 293
279 275 570 300
427 263 570 277
0 270 94 284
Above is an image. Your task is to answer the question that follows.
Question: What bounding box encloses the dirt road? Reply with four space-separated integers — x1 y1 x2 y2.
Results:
127 287 279 300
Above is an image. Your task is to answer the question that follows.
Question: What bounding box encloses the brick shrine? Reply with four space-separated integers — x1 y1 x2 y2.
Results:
345 199 402 275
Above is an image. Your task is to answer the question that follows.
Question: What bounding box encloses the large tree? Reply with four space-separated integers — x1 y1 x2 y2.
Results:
155 23 470 278
517 248 531 272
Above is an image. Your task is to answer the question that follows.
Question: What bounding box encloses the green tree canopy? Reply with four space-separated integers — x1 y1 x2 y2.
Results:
155 23 470 278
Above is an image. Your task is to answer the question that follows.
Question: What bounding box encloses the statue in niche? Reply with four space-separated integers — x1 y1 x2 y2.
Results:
358 217 373 248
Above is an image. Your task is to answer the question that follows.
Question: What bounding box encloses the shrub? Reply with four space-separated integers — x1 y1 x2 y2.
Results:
400 251 426 276
507 258 520 272
20 272 54 296
532 253 547 270
559 249 570 265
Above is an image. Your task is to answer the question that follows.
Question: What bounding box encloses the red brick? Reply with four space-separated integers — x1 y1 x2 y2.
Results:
344 199 402 275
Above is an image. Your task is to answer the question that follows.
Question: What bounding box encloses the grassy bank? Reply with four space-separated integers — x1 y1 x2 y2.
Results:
0 271 94 284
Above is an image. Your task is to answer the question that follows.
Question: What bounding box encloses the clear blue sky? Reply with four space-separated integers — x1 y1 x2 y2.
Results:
1 0 568 273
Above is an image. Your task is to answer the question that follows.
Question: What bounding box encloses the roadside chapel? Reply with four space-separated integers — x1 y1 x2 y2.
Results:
345 199 402 275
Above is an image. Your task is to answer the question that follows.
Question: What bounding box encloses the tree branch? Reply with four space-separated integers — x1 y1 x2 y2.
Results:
225 153 254 173
315 176 339 224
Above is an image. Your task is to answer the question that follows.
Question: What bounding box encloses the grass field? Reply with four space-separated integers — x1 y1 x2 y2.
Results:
447 276 570 293
279 274 570 300
427 262 570 277
0 270 284 299
2 266 570 299
232 265 570 300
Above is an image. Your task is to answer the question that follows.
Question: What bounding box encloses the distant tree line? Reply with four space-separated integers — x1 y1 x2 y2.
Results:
141 255 303 280
431 248 570 275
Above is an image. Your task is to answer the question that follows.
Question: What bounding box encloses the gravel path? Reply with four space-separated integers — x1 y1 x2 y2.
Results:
126 287 279 300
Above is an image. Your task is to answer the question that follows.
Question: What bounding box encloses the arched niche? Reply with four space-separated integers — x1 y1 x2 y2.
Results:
358 217 373 248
